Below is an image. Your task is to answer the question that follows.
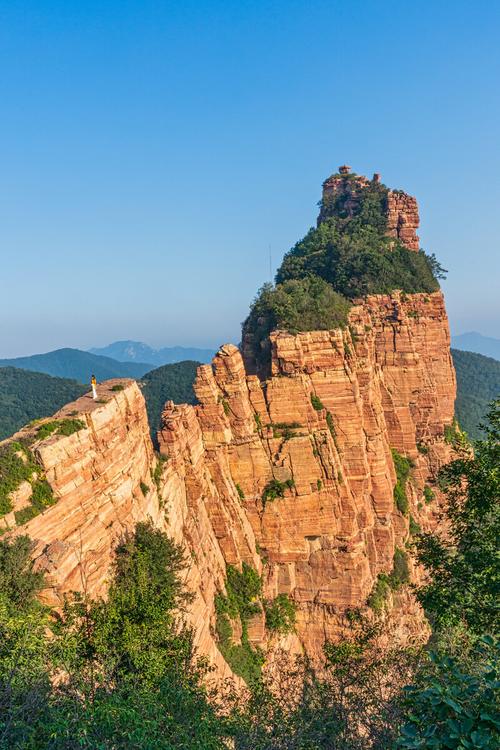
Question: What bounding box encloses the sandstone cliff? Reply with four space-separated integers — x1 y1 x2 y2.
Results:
1 286 456 677
1 163 457 680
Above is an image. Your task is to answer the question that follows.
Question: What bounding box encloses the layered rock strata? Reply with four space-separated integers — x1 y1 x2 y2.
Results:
4 290 455 672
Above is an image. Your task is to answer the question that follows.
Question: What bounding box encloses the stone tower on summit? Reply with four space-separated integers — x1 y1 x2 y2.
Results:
318 164 420 251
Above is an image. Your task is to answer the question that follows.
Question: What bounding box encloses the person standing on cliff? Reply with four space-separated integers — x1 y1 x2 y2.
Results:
91 374 97 400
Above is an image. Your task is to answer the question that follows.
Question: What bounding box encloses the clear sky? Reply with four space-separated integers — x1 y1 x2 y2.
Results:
1 0 499 357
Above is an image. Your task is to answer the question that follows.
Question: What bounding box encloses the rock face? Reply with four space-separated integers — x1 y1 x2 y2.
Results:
3 289 456 675
318 165 420 250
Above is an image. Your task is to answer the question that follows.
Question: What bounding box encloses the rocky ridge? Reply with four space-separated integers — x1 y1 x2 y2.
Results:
2 287 456 676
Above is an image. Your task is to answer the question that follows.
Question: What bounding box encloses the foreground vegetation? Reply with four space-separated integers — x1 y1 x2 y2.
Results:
0 402 497 747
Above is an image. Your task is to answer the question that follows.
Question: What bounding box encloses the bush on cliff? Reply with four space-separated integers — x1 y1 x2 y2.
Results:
243 277 350 372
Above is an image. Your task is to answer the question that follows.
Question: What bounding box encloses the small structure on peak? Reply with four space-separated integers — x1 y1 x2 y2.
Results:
338 164 351 175
373 172 381 183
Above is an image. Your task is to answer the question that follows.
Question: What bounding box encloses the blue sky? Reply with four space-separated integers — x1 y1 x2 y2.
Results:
1 0 499 357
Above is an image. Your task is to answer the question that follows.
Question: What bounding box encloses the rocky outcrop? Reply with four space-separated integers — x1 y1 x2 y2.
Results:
3 289 456 675
318 165 420 250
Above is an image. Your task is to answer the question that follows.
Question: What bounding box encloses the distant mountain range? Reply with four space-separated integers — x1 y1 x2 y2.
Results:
0 348 153 384
89 340 216 366
451 332 500 361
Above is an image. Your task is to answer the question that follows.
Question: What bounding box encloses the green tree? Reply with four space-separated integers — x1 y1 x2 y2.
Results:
415 401 500 636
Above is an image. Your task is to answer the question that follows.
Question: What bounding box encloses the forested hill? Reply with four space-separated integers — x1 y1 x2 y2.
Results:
451 348 500 439
139 361 199 437
0 368 87 440
0 348 153 383
0 361 199 441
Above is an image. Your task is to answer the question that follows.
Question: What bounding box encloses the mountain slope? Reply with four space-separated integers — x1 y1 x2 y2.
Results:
451 332 500 361
0 367 87 440
90 340 215 365
139 361 199 437
451 348 500 439
0 348 153 383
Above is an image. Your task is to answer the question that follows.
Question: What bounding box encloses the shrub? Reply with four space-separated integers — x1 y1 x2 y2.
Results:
221 398 231 416
424 485 435 504
151 453 167 491
367 574 391 613
444 418 461 445
242 277 351 373
215 563 264 685
36 418 86 440
390 547 410 588
311 393 325 411
140 481 149 496
264 594 296 633
392 449 413 515
409 514 421 536
368 548 410 612
111 384 125 392
326 411 336 438
262 478 295 505
235 483 245 500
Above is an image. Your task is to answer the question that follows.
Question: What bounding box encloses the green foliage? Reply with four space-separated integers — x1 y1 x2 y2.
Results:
261 478 295 505
264 594 296 633
409 514 421 536
242 178 445 373
326 410 336 438
397 636 500 750
311 393 325 411
217 563 262 621
235 483 245 500
36 417 86 440
424 485 435 504
0 442 36 515
228 614 416 750
0 367 86 441
367 573 391 613
271 422 301 440
152 453 167 491
416 442 429 455
15 480 56 525
368 548 410 612
0 441 56 524
444 417 461 445
452 348 500 440
215 563 264 685
221 398 231 416
139 361 199 439
391 547 410 588
140 481 149 496
392 449 413 515
414 401 500 636
110 383 125 391
242 277 351 373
